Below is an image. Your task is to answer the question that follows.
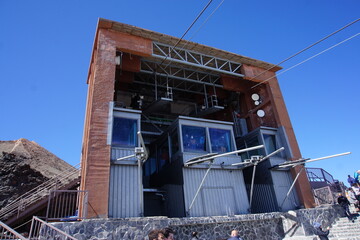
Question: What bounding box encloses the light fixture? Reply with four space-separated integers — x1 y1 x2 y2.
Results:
251 93 260 101
256 109 265 117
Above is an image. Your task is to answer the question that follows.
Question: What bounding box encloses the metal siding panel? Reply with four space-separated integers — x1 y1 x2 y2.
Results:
111 148 136 161
109 165 140 218
271 170 299 211
183 168 249 217
247 184 278 213
182 153 242 166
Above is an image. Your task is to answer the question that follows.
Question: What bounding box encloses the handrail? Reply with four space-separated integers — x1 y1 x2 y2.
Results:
29 216 77 240
0 220 27 240
0 163 80 221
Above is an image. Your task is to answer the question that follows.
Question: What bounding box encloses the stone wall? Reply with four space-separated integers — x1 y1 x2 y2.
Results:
50 205 344 240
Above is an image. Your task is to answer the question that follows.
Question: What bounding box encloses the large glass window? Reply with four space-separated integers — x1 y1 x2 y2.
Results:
112 117 137 147
209 128 232 153
182 125 206 152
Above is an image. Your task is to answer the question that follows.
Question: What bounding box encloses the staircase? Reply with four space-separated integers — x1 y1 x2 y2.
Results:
0 164 80 225
328 215 360 240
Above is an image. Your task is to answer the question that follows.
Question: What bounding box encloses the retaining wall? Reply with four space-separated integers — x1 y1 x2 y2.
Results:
51 205 344 240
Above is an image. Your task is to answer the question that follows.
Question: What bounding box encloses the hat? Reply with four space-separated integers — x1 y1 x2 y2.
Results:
313 222 321 228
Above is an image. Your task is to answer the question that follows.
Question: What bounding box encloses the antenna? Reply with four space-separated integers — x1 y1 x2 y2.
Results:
136 131 149 163
231 147 285 212
185 145 265 167
116 131 149 163
272 151 352 210
185 145 265 216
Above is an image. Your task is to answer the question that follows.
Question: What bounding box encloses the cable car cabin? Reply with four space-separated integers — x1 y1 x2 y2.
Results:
143 116 250 217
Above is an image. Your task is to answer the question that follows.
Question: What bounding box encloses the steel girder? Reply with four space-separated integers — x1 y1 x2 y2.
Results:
139 60 223 94
152 42 244 78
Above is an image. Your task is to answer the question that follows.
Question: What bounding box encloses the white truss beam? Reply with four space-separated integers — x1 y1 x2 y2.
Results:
152 42 244 77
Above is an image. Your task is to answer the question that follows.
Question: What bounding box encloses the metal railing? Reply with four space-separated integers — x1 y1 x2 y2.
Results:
0 221 27 240
0 164 80 222
29 216 76 240
46 190 88 221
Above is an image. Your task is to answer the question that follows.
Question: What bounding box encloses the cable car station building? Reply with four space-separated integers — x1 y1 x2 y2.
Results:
80 18 315 219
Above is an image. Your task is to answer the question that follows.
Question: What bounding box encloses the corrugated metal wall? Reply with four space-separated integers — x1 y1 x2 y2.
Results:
246 184 278 213
109 147 141 218
111 147 137 161
183 168 249 217
271 170 299 211
109 164 140 218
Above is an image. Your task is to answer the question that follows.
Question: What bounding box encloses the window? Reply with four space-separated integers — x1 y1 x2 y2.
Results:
238 134 261 160
112 117 137 147
182 125 206 152
209 128 232 153
263 134 276 154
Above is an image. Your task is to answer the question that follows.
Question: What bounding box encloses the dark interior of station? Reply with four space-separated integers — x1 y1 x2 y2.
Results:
112 50 282 214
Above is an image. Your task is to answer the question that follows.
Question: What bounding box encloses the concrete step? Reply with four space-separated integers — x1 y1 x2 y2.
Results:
282 236 317 240
327 216 360 239
330 232 360 238
330 238 360 240
330 225 360 233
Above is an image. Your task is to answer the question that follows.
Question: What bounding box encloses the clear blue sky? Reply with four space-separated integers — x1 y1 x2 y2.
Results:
1 1 359 186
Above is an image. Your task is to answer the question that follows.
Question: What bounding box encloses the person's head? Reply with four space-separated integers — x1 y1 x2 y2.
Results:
230 230 239 237
348 175 351 178
163 227 175 240
191 231 198 237
148 229 165 240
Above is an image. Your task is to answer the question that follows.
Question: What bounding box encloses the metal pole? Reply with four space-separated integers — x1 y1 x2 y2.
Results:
116 154 135 161
276 152 351 169
261 147 285 162
279 166 305 210
301 152 351 164
155 72 158 100
187 163 213 215
187 145 264 166
204 84 208 108
138 159 144 217
248 163 258 213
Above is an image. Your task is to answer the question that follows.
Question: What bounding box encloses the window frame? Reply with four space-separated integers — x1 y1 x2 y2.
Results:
110 107 141 149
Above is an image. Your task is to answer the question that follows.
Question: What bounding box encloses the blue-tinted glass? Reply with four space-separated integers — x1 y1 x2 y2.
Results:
182 125 206 152
263 134 276 154
209 128 232 153
112 117 137 147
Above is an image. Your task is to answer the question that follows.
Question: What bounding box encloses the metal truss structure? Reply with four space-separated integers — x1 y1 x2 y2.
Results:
152 42 244 77
138 60 222 94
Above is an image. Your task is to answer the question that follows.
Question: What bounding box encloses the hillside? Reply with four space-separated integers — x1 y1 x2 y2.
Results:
0 138 76 209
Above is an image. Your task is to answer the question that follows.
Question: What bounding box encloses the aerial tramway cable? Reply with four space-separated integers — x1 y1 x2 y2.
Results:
250 18 360 89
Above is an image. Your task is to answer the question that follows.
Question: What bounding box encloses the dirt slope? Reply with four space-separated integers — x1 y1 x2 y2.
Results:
0 138 76 209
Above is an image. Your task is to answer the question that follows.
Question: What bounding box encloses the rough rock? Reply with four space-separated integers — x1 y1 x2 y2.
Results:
0 138 75 209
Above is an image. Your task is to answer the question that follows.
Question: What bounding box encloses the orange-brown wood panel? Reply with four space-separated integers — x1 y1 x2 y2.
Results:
241 64 279 82
117 53 141 73
221 75 252 92
267 77 315 208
